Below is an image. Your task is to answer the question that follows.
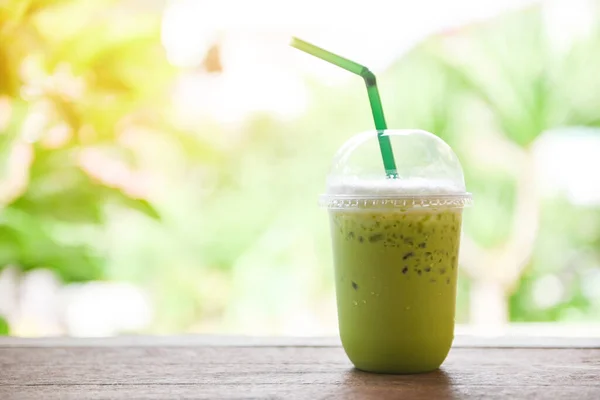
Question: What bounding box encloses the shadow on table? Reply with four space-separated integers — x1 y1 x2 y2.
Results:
325 368 458 399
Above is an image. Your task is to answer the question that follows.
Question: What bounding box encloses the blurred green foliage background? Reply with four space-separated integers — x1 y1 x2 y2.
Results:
1 0 599 336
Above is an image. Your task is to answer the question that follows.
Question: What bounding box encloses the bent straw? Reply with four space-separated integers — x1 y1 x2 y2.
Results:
290 37 398 178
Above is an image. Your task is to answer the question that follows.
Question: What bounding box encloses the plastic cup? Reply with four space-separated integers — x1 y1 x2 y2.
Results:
320 129 472 374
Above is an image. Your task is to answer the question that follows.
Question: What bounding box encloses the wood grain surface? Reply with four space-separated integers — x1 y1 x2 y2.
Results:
0 336 598 399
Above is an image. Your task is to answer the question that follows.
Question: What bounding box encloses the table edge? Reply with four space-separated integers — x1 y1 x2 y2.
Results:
0 335 598 348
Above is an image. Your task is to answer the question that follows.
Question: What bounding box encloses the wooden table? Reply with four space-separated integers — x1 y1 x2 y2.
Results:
0 335 599 399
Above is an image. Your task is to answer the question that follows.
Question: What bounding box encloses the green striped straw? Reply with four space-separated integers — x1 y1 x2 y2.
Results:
290 37 398 178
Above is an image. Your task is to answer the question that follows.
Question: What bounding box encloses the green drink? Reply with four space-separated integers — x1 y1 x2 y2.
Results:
321 129 472 374
289 38 471 373
330 207 462 373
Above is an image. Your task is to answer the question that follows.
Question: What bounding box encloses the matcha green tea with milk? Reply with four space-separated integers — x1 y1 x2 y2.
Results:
321 129 472 374
288 37 471 373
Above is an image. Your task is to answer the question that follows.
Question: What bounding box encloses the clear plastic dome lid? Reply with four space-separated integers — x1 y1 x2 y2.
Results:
320 129 473 209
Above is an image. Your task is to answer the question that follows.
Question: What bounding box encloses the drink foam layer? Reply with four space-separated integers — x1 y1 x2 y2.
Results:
326 177 465 197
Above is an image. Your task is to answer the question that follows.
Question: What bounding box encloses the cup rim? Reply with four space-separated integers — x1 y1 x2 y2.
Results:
319 193 473 210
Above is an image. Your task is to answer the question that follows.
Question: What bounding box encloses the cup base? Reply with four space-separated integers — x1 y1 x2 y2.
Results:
352 363 441 375
342 336 452 375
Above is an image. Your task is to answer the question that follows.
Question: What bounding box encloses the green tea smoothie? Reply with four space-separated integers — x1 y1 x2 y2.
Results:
330 207 462 374
290 39 471 374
